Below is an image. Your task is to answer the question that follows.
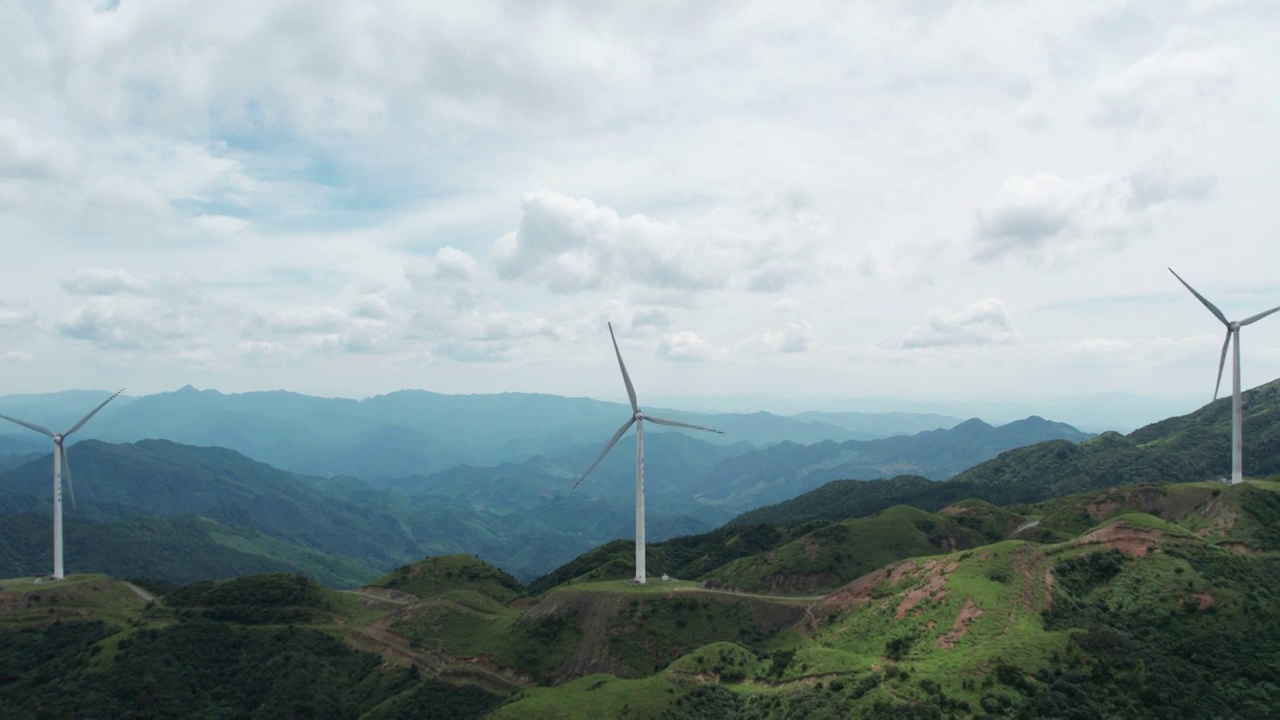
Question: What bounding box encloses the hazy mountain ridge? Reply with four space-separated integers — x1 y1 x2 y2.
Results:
0 386 1001 480
0 439 714 584
729 379 1280 528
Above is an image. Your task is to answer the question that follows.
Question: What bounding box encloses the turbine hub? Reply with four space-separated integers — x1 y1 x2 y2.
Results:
634 411 644 420
53 434 63 444
1230 321 1240 330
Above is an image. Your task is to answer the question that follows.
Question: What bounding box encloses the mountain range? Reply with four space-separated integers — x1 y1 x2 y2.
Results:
3 379 1280 717
0 409 1091 584
2 386 963 479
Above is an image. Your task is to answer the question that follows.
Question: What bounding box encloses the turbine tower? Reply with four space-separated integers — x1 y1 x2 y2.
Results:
574 323 722 584
0 389 125 579
1169 268 1280 484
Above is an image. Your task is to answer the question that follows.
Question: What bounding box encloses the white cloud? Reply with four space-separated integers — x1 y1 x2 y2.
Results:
740 321 813 355
61 268 151 296
1093 46 1243 128
656 331 723 363
971 164 1216 266
406 246 481 285
190 214 250 234
0 304 38 328
0 350 34 362
0 2 1278 406
903 299 1018 349
56 302 203 351
492 191 725 294
0 117 79 181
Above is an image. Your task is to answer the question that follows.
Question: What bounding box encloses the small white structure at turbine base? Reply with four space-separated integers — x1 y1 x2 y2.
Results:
0 388 125 579
1170 268 1280 484
573 323 723 584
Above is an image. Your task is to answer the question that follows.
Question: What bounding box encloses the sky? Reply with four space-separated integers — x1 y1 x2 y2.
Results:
2 0 1280 416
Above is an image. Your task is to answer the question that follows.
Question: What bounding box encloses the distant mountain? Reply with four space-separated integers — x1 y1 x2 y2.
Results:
0 439 711 584
1 386 937 479
692 415 1093 513
788 410 962 437
953 378 1280 502
376 415 1089 530
729 378 1280 530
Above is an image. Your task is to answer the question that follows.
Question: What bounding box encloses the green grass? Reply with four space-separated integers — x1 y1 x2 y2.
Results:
705 504 1012 594
368 554 524 602
491 673 681 719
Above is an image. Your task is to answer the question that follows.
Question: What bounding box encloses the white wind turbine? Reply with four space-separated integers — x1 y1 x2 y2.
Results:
1170 268 1280 484
574 323 723 584
0 389 125 579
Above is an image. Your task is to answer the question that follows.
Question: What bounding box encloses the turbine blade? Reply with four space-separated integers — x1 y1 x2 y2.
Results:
60 444 76 514
642 414 724 434
1168 268 1229 326
63 388 125 437
608 322 639 413
573 417 636 488
1214 329 1231 401
1240 303 1280 327
0 413 55 437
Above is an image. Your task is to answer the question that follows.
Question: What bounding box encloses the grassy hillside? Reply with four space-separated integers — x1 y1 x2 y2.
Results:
368 554 524 603
0 573 504 718
0 513 381 587
3 480 1278 717
957 378 1280 500
493 481 1280 718
705 503 1020 594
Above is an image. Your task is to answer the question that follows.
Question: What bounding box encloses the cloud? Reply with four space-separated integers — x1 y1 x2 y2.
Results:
249 306 348 335
492 191 723 294
56 302 203 351
0 117 79 181
971 164 1216 265
656 331 722 363
903 298 1017 349
0 303 38 328
740 321 813 354
61 268 151 296
631 309 671 331
406 246 481 285
190 214 250 234
1093 46 1242 128
0 350 34 362
86 175 173 217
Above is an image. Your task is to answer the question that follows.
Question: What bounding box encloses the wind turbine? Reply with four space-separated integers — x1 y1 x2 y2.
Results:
574 323 723 584
1169 268 1280 484
0 388 125 579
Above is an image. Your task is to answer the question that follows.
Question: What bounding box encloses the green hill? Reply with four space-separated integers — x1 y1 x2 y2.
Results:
493 481 1280 718
729 379 1280 534
368 554 524 603
704 503 1019 594
0 513 381 587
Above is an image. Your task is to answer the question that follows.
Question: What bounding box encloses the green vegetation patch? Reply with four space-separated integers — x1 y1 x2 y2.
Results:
370 554 524 602
164 572 332 624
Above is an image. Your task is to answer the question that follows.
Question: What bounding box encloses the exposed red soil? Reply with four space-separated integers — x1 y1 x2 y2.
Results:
1075 523 1164 557
935 598 984 649
1219 542 1254 554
